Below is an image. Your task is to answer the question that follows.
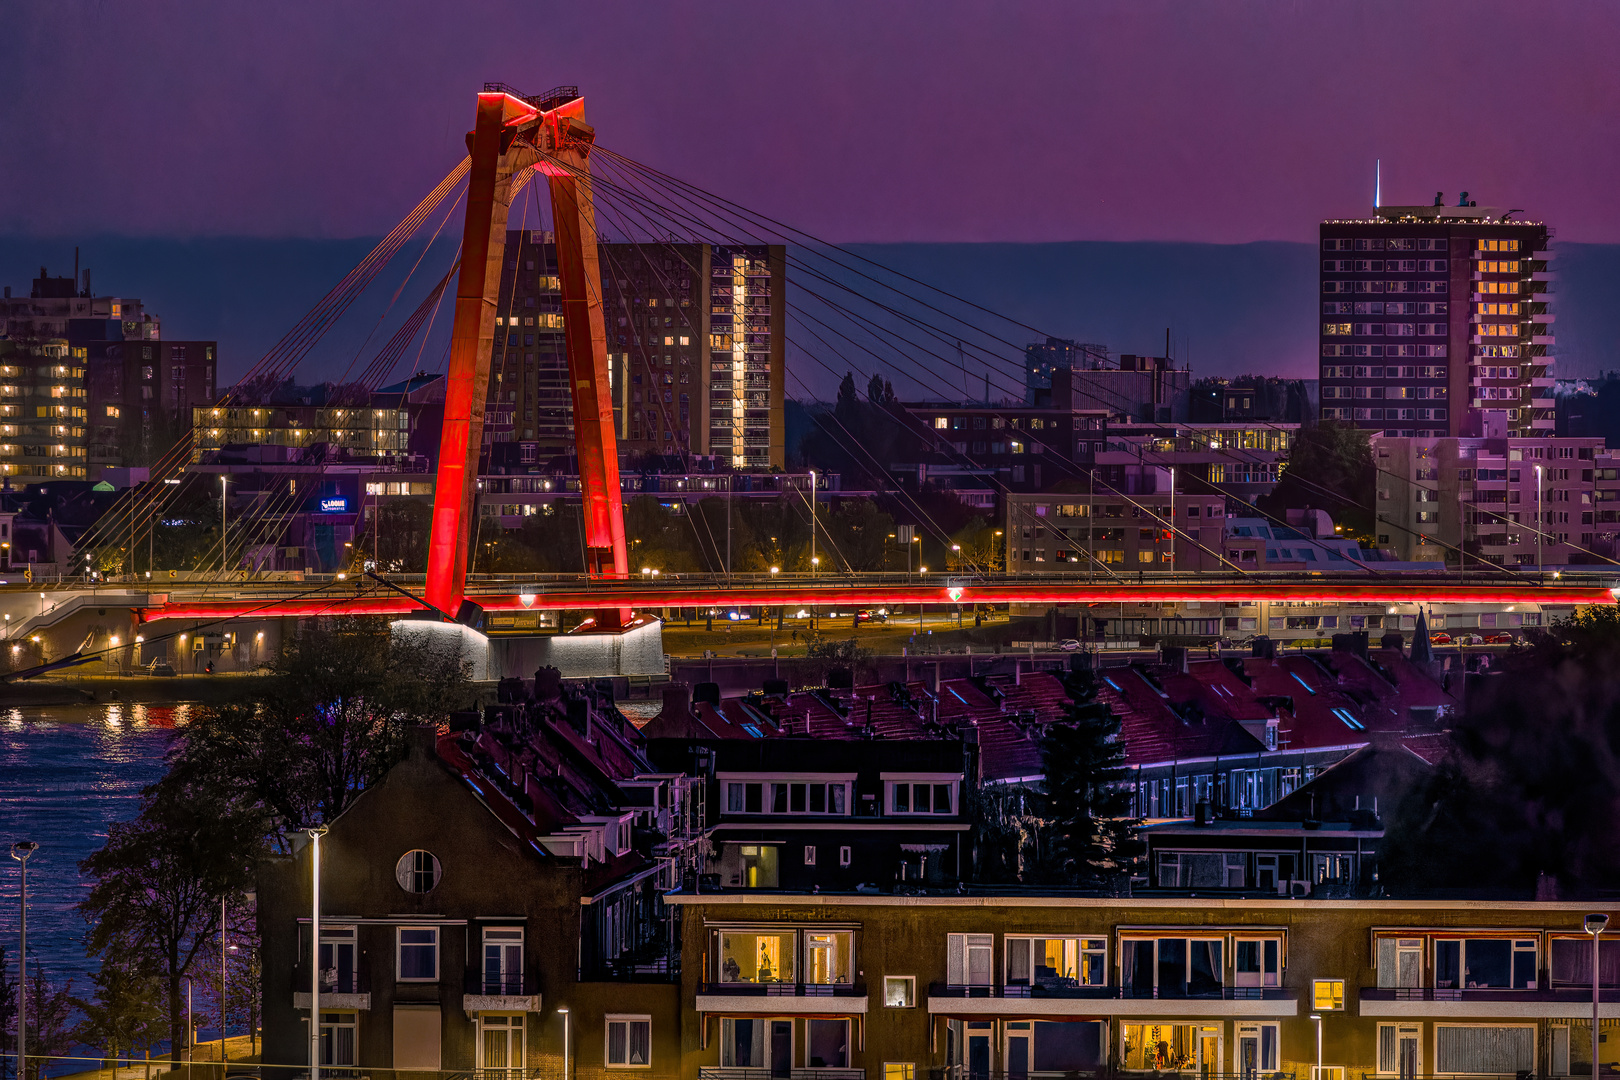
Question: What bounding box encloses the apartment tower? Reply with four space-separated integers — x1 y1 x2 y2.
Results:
1318 195 1554 439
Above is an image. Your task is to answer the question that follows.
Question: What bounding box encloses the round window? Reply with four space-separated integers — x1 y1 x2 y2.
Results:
395 850 441 893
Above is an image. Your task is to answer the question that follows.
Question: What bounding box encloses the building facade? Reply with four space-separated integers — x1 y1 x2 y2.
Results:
1372 435 1603 566
1025 337 1110 403
1319 199 1554 439
671 894 1620 1080
2 269 214 479
483 232 786 469
1003 485 1229 573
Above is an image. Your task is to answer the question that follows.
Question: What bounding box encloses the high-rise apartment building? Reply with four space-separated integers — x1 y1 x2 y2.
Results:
1318 196 1554 439
1 269 213 480
484 233 785 469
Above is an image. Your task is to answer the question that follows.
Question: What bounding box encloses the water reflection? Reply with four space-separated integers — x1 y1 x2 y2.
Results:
0 703 178 989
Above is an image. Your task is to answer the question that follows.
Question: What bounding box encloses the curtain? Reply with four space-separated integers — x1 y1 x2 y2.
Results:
1378 939 1398 988
1553 939 1620 986
1436 1026 1533 1074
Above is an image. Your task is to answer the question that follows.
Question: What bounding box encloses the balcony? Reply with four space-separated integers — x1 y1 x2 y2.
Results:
1360 985 1620 1018
292 968 371 1011
462 970 540 1014
927 983 1297 1017
696 982 868 1014
700 1071 862 1080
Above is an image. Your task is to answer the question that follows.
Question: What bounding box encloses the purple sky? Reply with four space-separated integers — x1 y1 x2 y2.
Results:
4 0 1619 243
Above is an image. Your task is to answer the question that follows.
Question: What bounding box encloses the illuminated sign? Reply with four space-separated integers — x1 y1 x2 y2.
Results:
319 497 348 513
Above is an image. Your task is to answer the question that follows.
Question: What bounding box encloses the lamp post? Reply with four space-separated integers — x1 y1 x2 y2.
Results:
1310 1012 1323 1080
1168 466 1176 572
12 841 38 1080
306 826 328 1080
1536 464 1544 577
1589 913 1609 1080
808 471 816 574
220 475 228 574
557 1007 570 1080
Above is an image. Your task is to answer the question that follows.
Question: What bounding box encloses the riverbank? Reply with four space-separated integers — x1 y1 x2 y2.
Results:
0 671 273 708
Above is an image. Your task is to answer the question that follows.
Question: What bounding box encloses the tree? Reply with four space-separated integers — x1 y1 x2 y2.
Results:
72 953 168 1076
824 499 895 572
163 616 475 840
1380 607 1620 894
1041 669 1143 884
835 372 859 417
803 633 874 685
949 516 1003 574
21 968 74 1080
0 943 15 1080
1256 420 1375 537
866 372 885 403
80 782 264 1067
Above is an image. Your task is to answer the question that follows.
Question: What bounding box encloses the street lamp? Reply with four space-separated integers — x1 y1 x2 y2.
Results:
769 566 779 575
557 1007 570 1080
1536 464 1544 576
12 841 38 1080
808 470 817 574
1310 1012 1323 1080
306 826 329 1080
220 475 229 574
1588 913 1608 1080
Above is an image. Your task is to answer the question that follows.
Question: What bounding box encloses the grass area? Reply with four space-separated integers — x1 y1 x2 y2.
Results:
658 611 1055 658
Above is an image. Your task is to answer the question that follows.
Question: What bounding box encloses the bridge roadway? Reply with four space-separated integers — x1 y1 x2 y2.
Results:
91 569 1620 623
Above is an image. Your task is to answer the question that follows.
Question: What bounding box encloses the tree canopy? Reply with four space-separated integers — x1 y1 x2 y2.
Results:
1042 668 1144 884
1380 608 1620 895
1256 421 1375 537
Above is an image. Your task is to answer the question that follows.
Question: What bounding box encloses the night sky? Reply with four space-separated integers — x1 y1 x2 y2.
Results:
5 0 1619 244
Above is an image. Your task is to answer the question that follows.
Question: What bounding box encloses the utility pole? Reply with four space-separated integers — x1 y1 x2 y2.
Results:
221 894 228 1066
220 475 228 575
12 842 38 1080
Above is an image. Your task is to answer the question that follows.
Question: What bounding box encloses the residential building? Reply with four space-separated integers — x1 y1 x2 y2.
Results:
1025 336 1109 402
1003 483 1229 573
902 372 1292 501
671 893 1620 1079
483 232 787 469
1109 634 1457 824
258 687 699 1080
1320 196 1555 438
1 269 214 478
1223 509 1443 571
1372 434 1602 566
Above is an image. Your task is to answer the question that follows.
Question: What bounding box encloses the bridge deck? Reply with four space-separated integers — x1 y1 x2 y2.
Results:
123 572 1619 622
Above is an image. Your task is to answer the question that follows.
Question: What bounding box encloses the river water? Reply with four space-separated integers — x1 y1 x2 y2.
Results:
0 703 186 1000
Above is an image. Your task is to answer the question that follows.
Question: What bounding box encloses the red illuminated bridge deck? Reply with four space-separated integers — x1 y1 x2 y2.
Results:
132 571 1620 622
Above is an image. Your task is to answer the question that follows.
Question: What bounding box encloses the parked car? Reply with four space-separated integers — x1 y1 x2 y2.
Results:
1455 633 1485 646
1057 638 1082 651
1484 632 1516 645
1428 632 1453 646
147 659 176 677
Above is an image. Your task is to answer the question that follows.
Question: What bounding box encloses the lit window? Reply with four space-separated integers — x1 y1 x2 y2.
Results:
1313 978 1345 1011
883 976 915 1008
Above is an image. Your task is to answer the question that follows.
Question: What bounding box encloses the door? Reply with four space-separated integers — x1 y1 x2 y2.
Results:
478 1015 523 1080
1239 1033 1259 1080
1396 939 1422 988
1006 1023 1031 1080
770 1020 792 1079
1200 1027 1221 1080
968 1024 993 1080
483 928 523 995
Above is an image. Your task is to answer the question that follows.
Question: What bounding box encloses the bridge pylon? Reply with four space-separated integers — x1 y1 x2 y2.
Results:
424 86 629 625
